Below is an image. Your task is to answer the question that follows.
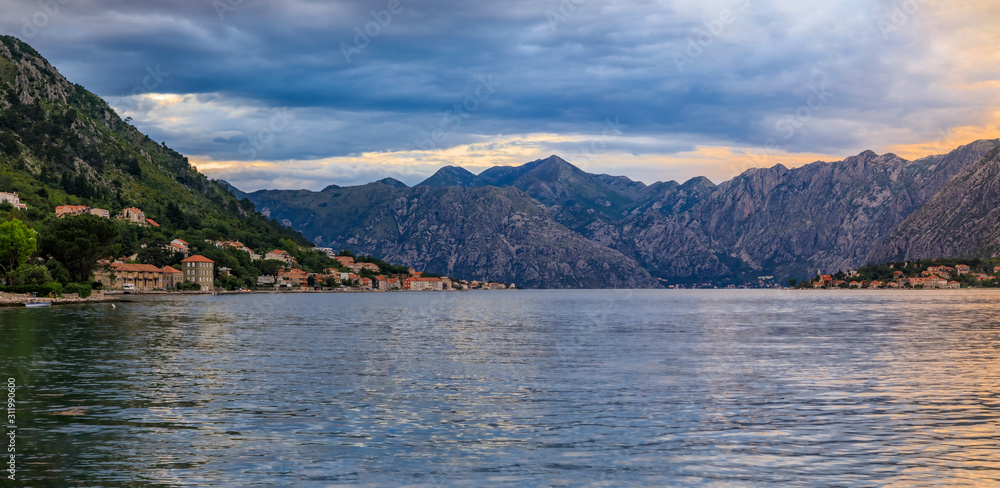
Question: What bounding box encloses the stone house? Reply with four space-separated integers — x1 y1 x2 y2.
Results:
181 255 215 290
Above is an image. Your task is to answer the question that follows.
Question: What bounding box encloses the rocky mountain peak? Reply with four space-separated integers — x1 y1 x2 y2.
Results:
376 177 408 187
417 165 477 187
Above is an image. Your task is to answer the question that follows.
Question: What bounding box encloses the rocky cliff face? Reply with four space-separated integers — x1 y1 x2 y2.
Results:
248 141 1000 287
250 182 659 288
869 143 1000 261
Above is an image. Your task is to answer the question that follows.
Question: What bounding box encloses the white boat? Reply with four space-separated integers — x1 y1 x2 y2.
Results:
25 302 52 308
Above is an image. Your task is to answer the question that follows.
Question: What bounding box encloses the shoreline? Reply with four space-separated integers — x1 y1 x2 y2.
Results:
0 292 120 308
3 287 988 308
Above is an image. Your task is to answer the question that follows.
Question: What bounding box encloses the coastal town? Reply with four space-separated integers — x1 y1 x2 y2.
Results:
802 261 1000 289
0 191 515 301
4 187 999 299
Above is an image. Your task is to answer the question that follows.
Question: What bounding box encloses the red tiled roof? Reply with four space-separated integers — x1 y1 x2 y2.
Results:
181 255 215 263
56 205 89 212
162 266 182 274
111 263 164 272
146 218 160 227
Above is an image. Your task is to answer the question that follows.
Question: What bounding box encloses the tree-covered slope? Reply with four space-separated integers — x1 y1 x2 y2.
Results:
0 35 305 252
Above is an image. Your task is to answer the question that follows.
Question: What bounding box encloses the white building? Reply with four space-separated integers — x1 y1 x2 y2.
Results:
0 192 26 210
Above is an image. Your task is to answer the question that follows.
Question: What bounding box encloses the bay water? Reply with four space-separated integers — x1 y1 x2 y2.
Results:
2 290 999 486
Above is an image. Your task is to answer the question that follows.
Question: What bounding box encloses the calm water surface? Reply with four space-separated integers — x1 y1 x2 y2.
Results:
2 290 1000 487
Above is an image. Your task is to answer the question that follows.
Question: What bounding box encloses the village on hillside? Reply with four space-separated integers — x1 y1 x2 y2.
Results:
0 191 515 296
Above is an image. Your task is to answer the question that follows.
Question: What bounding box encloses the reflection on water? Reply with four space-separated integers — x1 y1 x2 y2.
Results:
2 290 1000 486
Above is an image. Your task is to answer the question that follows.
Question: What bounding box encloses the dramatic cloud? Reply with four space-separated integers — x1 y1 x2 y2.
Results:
2 0 998 189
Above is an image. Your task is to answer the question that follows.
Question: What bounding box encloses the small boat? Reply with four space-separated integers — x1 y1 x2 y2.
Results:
25 302 52 308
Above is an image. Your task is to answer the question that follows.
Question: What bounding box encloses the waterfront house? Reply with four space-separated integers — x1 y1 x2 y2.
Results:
899 277 928 287
404 277 444 291
94 263 165 291
946 280 961 289
162 266 183 289
927 277 948 288
373 275 401 291
181 255 215 291
280 268 308 286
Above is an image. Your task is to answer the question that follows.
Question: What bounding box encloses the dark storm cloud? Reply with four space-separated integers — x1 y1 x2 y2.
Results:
2 0 998 186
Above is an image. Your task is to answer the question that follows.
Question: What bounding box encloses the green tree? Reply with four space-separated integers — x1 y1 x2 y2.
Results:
256 259 286 277
39 214 122 282
137 238 180 267
224 275 243 291
8 263 52 286
0 219 37 282
45 258 71 284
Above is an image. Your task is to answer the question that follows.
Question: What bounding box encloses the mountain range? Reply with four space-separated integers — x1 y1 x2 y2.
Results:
244 139 1000 288
5 32 997 290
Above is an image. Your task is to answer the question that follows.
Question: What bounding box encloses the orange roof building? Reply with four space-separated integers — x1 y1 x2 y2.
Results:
94 262 165 291
56 205 90 218
181 255 215 291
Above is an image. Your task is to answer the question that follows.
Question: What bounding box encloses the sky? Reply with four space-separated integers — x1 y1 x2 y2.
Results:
2 0 999 190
